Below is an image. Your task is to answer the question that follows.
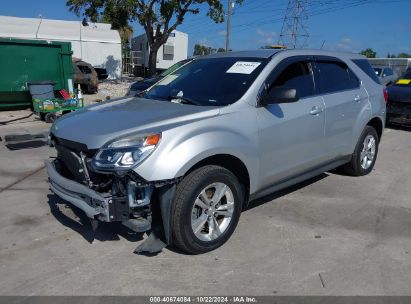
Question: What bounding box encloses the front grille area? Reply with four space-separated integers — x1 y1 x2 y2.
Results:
54 143 88 184
51 134 112 191
51 134 97 157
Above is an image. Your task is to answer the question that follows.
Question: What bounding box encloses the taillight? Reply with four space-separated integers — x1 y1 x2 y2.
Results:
383 88 388 103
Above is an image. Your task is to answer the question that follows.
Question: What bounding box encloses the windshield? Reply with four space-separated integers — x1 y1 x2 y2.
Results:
374 68 382 77
144 57 268 106
160 59 191 77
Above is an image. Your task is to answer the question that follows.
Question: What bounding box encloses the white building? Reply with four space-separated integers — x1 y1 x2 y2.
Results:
132 30 188 72
0 15 122 79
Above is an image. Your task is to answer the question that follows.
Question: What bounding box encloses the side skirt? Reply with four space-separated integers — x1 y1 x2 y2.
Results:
249 156 351 202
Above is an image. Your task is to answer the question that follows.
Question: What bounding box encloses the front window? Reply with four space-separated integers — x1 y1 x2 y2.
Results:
270 61 315 99
144 57 268 106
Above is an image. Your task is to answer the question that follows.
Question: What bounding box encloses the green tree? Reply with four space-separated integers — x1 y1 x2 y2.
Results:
217 47 226 53
67 0 243 76
98 5 133 46
397 52 411 58
193 44 216 56
359 48 377 58
97 4 134 55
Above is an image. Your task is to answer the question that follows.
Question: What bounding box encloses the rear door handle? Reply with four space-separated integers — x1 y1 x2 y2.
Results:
309 106 322 115
354 94 361 102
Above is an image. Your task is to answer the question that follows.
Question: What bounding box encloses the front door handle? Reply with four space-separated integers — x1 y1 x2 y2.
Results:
354 94 361 102
309 106 322 115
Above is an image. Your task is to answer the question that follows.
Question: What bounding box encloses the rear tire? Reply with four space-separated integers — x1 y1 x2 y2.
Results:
172 165 243 254
342 126 379 176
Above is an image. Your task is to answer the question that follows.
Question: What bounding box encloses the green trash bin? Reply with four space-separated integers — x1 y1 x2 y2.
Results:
0 38 73 109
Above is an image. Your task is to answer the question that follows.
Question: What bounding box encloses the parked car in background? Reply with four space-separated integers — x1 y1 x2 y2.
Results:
126 59 191 96
73 58 98 94
47 50 385 254
94 68 109 80
374 66 398 86
386 70 411 125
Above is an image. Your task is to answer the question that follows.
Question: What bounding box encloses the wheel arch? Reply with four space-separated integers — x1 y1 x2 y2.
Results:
367 116 384 140
185 154 251 204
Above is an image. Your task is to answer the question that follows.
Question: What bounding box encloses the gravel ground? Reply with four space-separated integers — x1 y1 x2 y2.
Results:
83 78 140 105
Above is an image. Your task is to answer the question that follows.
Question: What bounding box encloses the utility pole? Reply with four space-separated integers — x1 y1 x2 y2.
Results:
226 0 232 51
278 0 309 49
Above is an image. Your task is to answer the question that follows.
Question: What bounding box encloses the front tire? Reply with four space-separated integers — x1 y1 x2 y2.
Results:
342 126 379 176
172 165 243 254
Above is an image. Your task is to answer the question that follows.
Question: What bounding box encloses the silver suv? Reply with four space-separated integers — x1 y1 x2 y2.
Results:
47 49 386 254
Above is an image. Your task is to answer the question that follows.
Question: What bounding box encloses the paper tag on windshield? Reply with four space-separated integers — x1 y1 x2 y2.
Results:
226 61 261 74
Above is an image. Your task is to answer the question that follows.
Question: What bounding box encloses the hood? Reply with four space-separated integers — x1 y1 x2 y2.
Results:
387 85 411 103
51 97 219 149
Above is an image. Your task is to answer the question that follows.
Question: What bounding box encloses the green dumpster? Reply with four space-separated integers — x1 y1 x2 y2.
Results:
0 38 73 109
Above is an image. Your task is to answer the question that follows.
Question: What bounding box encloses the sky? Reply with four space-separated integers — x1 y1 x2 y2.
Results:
2 0 411 57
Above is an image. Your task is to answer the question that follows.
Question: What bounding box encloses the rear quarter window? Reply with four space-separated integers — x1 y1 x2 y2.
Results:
352 59 381 84
383 68 393 76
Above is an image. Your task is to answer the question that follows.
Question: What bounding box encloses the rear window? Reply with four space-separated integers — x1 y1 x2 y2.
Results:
317 61 360 94
352 59 381 84
402 71 411 79
78 65 92 74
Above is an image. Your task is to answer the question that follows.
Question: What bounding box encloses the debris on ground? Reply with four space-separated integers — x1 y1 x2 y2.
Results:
83 78 138 105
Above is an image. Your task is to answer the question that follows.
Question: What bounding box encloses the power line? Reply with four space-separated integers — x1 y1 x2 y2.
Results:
184 0 409 48
227 0 374 37
278 0 310 48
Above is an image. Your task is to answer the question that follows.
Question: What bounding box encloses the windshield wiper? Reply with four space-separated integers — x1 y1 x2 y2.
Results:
167 95 200 105
136 90 147 98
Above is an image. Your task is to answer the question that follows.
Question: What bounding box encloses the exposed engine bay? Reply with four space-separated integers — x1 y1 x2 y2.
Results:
48 134 180 253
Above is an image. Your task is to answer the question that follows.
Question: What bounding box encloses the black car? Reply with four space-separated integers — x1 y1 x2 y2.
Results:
126 59 191 96
386 71 411 125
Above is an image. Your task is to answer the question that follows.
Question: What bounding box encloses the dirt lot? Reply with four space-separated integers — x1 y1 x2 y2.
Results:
83 79 134 104
0 109 410 295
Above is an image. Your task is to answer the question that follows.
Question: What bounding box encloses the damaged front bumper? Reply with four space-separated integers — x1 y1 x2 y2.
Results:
47 160 116 222
46 158 178 243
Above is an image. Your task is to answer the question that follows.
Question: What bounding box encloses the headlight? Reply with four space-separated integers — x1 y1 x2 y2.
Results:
91 133 161 173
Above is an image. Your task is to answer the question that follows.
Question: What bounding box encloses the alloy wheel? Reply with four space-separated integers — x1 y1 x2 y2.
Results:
191 182 235 242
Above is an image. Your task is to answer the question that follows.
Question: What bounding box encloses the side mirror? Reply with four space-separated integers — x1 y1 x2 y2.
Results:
261 87 299 105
